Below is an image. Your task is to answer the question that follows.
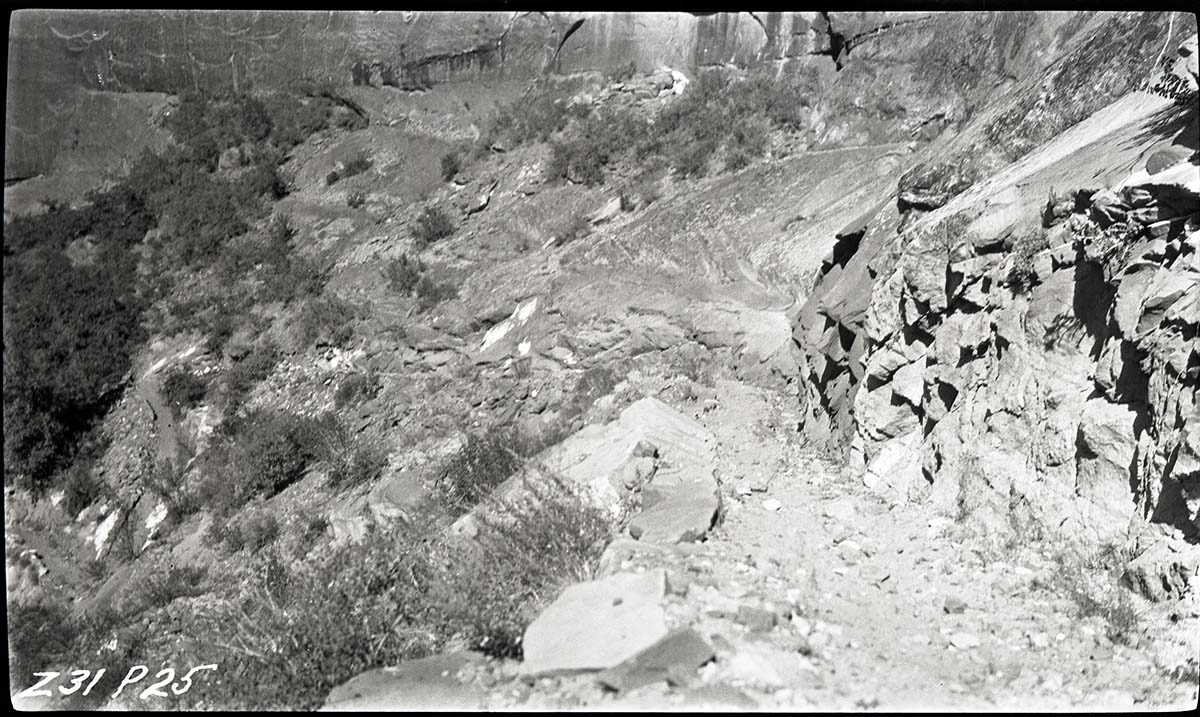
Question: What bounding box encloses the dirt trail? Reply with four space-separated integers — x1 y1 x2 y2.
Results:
573 378 1197 710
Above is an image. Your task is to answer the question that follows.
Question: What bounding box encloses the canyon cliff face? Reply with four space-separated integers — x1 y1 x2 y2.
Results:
793 17 1199 596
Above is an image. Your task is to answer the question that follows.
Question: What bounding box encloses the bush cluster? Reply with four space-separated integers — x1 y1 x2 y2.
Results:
297 295 359 349
412 206 455 250
382 253 426 295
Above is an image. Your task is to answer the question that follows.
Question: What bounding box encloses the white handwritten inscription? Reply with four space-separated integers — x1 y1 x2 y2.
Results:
17 664 217 702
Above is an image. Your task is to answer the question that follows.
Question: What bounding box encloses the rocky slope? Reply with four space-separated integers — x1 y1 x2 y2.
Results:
5 9 1199 712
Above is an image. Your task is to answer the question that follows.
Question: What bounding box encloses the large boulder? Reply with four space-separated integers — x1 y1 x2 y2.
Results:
520 569 669 676
540 397 721 541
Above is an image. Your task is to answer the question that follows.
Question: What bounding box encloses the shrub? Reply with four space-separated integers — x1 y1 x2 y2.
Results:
440 151 462 181
7 601 80 695
297 295 359 348
1050 543 1141 645
224 341 281 410
325 169 341 186
414 274 459 312
346 191 366 209
610 60 637 83
296 515 329 556
341 152 372 179
334 371 382 408
383 253 427 295
203 410 325 513
553 210 591 247
143 459 201 518
1008 228 1051 291
135 563 210 614
448 469 612 656
239 513 282 554
161 367 208 414
60 459 108 519
434 429 524 516
316 419 388 490
412 206 455 250
489 86 574 147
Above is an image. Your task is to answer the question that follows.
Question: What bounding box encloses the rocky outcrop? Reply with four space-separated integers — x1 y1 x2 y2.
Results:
520 568 669 675
794 32 1200 568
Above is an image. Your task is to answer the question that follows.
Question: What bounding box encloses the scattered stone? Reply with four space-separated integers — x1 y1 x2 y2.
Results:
718 648 785 688
521 570 669 675
735 605 777 633
943 596 967 614
597 628 715 692
948 632 981 650
762 498 782 512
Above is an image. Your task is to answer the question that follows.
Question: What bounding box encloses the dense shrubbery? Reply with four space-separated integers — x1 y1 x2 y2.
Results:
4 243 145 493
198 410 323 515
3 88 347 498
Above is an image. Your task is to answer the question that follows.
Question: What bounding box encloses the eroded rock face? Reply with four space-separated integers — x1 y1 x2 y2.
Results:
793 32 1200 562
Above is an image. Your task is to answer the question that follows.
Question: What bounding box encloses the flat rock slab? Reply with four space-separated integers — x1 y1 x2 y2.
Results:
597 628 715 692
521 569 668 676
628 487 720 544
321 652 486 711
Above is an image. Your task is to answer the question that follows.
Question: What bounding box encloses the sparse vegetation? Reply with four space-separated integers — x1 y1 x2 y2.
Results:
1048 542 1142 646
223 340 281 411
414 273 460 312
1007 227 1051 291
297 295 359 349
434 428 525 516
382 253 427 295
192 465 609 710
412 206 455 250
334 371 382 408
440 150 462 181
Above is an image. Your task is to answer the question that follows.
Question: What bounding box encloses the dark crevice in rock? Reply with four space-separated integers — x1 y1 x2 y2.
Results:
935 380 959 413
812 12 849 71
822 227 866 276
1072 255 1117 360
